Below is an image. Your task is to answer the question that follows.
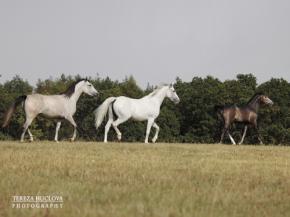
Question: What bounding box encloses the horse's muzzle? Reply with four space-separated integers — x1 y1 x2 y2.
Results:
174 99 180 104
93 91 100 97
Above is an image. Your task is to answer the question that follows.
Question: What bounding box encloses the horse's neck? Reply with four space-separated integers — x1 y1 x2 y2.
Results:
149 88 167 106
248 97 260 112
68 87 83 105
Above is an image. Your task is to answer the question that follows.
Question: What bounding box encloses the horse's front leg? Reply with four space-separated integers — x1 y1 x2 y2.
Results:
238 125 248 145
27 128 34 142
145 119 154 143
152 122 160 143
66 116 77 142
21 115 35 142
54 121 62 142
254 125 263 145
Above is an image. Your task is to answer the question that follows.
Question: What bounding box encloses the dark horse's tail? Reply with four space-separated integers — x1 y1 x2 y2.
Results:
214 105 225 120
2 95 27 128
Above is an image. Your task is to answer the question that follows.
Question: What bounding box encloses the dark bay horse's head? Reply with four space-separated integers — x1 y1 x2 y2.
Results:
259 95 274 106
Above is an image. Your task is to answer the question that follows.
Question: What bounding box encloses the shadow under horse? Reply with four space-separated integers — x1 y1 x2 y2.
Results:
215 93 273 145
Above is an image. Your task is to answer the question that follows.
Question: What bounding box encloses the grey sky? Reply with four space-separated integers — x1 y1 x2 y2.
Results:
0 0 290 88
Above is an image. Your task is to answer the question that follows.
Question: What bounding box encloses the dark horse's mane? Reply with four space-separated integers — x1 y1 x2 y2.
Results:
246 92 264 105
61 79 87 97
214 92 265 112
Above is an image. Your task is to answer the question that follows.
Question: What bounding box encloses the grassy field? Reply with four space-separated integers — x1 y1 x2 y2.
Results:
0 141 290 217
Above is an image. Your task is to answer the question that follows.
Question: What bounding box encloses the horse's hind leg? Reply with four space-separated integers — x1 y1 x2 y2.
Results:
104 119 113 143
254 123 263 145
54 122 61 142
27 128 34 142
238 126 248 145
228 132 236 145
144 118 154 143
20 116 35 142
152 122 160 143
219 122 230 144
112 118 128 141
103 104 115 143
219 128 226 144
223 125 236 145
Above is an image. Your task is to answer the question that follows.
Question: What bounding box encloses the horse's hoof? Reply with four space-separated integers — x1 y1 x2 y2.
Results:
152 138 157 143
70 138 75 142
117 135 122 141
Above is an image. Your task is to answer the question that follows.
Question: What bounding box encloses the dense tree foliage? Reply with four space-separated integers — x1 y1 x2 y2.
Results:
0 74 289 145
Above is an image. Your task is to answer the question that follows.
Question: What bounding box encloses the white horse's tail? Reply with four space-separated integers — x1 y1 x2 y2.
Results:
94 97 117 129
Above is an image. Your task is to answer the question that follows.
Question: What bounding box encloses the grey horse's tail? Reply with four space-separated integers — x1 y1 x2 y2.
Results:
2 95 27 128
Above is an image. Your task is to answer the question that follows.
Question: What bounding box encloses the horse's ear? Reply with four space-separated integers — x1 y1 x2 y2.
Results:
169 83 174 88
256 92 264 96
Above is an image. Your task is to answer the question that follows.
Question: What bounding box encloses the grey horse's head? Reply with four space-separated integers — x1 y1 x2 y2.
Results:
166 83 180 104
79 80 99 96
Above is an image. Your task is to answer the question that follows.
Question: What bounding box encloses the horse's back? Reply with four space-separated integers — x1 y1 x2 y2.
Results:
26 94 64 106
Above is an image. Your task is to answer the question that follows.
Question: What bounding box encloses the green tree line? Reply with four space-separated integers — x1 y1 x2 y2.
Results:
1 74 290 145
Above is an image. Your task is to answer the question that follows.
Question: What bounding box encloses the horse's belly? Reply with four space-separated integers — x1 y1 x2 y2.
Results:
235 117 244 122
41 109 65 118
131 115 147 121
41 102 66 118
131 110 158 121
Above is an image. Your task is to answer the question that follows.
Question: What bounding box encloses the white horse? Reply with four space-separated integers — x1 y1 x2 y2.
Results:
94 83 180 143
2 79 98 142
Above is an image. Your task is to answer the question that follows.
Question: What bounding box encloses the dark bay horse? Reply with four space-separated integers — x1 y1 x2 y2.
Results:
215 93 273 145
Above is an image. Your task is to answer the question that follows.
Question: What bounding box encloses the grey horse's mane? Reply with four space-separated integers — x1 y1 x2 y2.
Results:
62 79 87 97
148 84 169 97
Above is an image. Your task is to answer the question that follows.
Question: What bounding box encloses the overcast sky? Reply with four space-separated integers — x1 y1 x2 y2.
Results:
0 0 290 88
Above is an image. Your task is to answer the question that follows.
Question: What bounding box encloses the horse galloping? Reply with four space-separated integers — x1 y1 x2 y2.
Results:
94 83 180 143
216 93 273 145
2 79 99 142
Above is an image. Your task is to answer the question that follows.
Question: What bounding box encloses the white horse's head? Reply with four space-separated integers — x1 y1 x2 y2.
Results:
78 80 99 96
166 83 180 104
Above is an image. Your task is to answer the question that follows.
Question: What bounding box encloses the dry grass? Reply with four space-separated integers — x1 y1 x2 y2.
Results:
0 141 290 217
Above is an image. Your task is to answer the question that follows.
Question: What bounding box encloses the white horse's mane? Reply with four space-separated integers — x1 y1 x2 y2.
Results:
148 84 169 97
